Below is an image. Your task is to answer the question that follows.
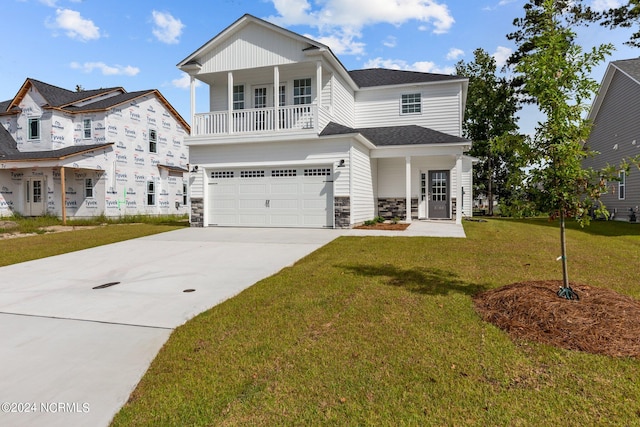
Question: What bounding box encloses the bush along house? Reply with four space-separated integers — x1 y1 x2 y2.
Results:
179 14 475 229
0 78 190 219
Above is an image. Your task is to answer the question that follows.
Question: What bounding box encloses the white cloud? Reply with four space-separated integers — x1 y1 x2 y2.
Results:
47 8 100 41
590 0 622 11
383 36 397 48
306 32 366 55
364 57 454 74
446 48 464 60
267 0 454 55
39 0 58 6
172 73 201 89
492 46 512 67
151 11 184 44
70 61 140 76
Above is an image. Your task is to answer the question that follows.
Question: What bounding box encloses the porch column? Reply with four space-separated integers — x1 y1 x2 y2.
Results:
227 71 234 134
60 167 67 225
190 75 196 129
456 154 463 224
273 66 279 131
405 156 412 222
316 61 322 128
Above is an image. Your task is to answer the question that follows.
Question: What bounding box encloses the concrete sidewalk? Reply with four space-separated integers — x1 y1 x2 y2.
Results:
0 222 464 427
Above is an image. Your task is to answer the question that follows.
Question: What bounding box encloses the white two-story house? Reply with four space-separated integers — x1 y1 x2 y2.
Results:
179 14 474 228
0 79 190 219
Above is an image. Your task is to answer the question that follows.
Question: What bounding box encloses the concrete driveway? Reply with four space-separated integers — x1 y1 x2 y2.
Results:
0 227 343 427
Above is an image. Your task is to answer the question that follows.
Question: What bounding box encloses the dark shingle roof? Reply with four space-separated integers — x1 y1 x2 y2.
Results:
348 69 464 88
0 143 113 161
64 90 155 112
28 79 122 108
613 58 640 82
320 122 469 147
0 125 19 156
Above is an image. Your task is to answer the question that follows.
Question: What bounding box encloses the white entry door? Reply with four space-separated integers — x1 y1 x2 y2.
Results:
25 177 46 216
208 167 333 228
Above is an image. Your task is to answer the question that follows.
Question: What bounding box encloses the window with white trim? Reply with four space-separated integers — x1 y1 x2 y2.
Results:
233 85 245 110
84 178 94 198
293 78 312 105
28 118 40 140
279 85 286 107
401 93 421 114
618 170 626 200
83 119 92 139
147 181 155 205
149 128 157 153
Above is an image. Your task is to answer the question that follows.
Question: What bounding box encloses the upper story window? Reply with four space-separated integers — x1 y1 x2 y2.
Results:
28 118 40 140
401 93 422 114
149 128 157 153
83 119 92 139
618 170 626 200
85 178 94 198
293 78 312 105
279 85 286 107
233 85 245 110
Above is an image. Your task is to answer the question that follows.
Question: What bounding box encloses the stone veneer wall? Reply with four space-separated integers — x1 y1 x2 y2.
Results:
377 198 418 220
334 196 350 228
190 198 204 227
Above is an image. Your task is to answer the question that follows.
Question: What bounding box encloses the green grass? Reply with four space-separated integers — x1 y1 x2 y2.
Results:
110 218 640 426
0 222 185 267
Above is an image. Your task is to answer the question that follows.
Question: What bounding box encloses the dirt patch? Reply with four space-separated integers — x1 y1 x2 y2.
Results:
0 225 100 240
354 223 410 231
473 281 640 358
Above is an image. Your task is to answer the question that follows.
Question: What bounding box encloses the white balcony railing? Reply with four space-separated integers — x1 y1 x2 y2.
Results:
192 104 317 137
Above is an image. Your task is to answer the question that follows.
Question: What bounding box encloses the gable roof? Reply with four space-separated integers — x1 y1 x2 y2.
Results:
348 69 464 88
320 122 470 147
1 78 190 133
0 125 19 157
588 58 640 121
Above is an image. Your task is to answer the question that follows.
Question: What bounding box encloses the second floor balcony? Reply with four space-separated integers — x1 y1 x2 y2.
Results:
192 104 317 137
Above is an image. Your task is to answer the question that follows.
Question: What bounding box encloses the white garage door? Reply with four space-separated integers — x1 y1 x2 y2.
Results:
207 167 333 228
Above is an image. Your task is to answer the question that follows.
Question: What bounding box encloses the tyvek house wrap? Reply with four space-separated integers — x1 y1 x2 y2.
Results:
0 88 189 219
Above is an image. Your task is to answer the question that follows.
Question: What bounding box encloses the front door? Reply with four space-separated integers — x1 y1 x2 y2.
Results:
428 170 449 219
25 177 46 216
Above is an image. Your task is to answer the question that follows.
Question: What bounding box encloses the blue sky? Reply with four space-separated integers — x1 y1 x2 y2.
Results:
1 0 637 136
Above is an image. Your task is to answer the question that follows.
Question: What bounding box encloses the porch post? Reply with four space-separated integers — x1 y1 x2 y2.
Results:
405 156 411 222
60 167 67 225
227 71 233 134
190 75 196 129
316 61 322 128
456 154 463 224
273 66 279 131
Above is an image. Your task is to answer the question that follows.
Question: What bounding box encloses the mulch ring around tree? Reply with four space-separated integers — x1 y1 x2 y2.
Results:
473 281 640 359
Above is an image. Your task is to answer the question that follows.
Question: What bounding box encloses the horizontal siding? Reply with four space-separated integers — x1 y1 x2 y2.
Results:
584 70 640 217
354 83 462 136
350 142 375 224
189 171 204 198
376 156 457 198
189 138 351 197
331 73 356 128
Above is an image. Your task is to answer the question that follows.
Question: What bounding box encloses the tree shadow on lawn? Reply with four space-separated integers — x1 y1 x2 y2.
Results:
494 217 640 237
339 264 488 297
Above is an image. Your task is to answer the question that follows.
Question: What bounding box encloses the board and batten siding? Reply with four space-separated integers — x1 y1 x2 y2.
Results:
349 142 375 224
354 83 462 136
197 22 311 74
584 70 640 218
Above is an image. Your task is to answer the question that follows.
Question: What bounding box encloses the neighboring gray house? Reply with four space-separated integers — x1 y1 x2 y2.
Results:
584 58 640 221
179 14 474 228
0 79 190 219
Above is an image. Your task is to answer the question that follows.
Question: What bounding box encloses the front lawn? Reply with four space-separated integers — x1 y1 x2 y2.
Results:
112 218 640 426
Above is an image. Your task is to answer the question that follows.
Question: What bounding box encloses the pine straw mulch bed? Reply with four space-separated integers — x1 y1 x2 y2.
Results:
354 223 410 230
473 281 640 359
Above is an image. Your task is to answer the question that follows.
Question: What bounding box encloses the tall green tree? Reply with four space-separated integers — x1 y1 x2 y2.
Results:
455 49 521 215
509 0 615 299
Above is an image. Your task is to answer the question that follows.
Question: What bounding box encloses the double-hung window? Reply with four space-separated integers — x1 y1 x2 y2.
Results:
28 118 40 140
83 119 92 139
84 178 94 198
149 128 157 153
293 78 312 105
233 85 245 110
147 181 155 205
618 171 626 200
183 183 187 206
401 93 421 114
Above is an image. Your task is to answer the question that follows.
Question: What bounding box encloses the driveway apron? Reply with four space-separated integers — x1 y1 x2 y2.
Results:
0 227 342 427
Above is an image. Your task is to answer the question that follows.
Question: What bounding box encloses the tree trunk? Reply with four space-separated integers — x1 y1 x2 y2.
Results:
488 156 494 216
560 209 569 288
